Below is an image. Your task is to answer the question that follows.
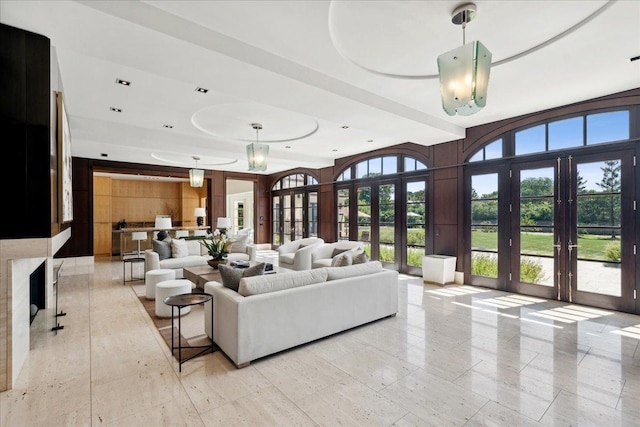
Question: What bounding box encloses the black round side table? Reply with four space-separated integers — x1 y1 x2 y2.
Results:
163 292 214 372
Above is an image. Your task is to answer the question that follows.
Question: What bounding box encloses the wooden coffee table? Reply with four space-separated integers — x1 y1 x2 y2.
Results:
183 262 275 291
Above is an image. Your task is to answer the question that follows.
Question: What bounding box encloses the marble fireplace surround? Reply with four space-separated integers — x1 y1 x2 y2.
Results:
0 228 70 392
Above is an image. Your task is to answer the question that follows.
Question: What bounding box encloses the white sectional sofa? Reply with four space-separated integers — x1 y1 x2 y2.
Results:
204 261 398 367
144 238 257 278
310 241 365 268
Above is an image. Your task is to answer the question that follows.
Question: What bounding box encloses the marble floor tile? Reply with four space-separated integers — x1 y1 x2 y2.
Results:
540 390 640 426
453 360 560 421
296 378 408 426
2 258 640 426
464 401 543 427
330 344 419 391
254 348 350 402
379 369 489 426
198 386 316 426
179 351 276 413
91 364 186 424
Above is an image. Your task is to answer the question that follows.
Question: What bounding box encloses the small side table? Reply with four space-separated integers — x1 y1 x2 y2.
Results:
123 257 145 285
422 255 456 285
163 292 214 372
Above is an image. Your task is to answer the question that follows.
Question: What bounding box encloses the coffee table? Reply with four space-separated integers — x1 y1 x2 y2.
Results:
183 261 276 290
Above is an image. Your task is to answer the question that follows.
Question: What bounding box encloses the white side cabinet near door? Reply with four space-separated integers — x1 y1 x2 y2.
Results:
422 255 456 285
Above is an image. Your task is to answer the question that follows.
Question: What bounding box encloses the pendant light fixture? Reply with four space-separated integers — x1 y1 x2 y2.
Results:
246 123 269 171
189 156 204 187
437 3 492 116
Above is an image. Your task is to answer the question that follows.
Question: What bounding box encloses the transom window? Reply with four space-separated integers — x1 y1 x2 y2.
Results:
469 110 630 162
337 155 426 181
271 173 317 191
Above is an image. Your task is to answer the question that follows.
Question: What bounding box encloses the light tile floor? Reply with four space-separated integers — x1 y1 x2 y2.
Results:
2 258 640 426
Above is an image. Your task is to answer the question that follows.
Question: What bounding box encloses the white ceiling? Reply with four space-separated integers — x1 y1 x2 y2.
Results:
2 1 639 174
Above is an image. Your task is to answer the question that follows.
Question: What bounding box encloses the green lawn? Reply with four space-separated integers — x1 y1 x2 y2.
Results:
472 231 619 261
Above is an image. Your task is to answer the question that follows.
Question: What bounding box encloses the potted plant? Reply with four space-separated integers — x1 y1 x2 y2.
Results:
200 229 230 269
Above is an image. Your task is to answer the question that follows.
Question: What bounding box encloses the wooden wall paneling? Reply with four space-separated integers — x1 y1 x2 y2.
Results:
434 224 458 258
318 166 336 241
255 175 270 244
212 171 225 224
433 178 458 225
181 182 201 227
93 223 112 255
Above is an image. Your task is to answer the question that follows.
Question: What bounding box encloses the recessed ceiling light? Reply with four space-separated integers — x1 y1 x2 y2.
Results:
332 149 338 152
285 145 291 149
163 124 173 129
116 78 131 86
110 107 122 113
367 139 373 142
195 87 209 93
341 125 349 129
100 153 108 157
631 55 640 62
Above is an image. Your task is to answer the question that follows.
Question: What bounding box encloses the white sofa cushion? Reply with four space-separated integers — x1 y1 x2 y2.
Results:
227 252 250 263
229 234 248 253
160 255 209 270
325 261 382 281
238 269 328 296
186 240 201 256
279 253 295 265
171 239 189 258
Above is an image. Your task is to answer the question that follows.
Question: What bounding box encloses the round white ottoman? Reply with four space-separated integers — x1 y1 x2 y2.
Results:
155 279 192 318
145 269 176 300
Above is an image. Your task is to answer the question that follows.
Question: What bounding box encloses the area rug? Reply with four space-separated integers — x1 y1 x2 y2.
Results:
138 296 219 362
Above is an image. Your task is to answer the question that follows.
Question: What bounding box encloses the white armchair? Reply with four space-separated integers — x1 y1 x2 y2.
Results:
277 237 325 270
311 241 365 268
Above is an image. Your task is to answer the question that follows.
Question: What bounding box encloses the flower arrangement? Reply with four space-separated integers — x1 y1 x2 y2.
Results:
200 229 231 260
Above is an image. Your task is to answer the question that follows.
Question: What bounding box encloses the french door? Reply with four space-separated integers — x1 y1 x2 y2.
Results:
510 149 636 311
341 175 429 273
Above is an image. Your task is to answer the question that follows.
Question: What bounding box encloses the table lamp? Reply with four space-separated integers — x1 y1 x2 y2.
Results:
155 215 172 240
216 217 231 235
194 207 206 227
131 232 147 257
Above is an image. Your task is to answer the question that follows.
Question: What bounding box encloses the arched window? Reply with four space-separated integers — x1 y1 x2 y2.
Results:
468 110 631 162
465 107 636 314
469 139 503 162
271 173 319 245
335 154 429 275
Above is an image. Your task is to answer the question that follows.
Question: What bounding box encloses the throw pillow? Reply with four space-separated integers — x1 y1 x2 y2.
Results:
228 234 248 253
331 247 350 258
152 239 171 260
331 251 353 267
219 262 266 292
157 230 169 240
170 238 189 258
352 250 370 264
219 265 243 292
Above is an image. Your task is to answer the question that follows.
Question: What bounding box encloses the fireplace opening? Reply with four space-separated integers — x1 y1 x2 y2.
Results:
30 261 46 325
